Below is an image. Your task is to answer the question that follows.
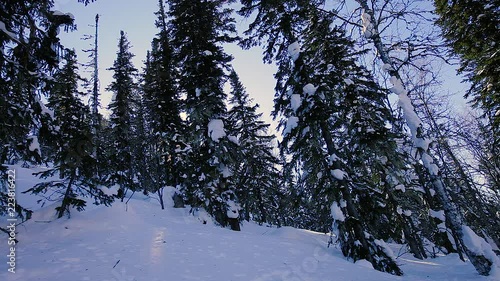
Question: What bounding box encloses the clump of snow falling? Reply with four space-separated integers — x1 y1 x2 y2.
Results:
361 10 375 38
290 94 302 112
226 200 240 219
288 41 300 61
303 83 317 96
208 119 226 142
283 116 299 136
331 169 347 180
331 202 345 222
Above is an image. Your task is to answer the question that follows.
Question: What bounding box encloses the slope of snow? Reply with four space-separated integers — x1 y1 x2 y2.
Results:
0 166 496 281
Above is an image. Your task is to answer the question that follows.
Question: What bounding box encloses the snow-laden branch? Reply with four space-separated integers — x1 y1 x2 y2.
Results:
354 0 500 276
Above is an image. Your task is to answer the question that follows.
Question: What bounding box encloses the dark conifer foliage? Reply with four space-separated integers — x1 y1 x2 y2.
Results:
106 31 139 200
0 0 75 219
227 70 280 224
238 1 407 274
434 0 500 143
434 3 500 250
140 0 186 209
167 0 241 230
25 50 113 218
2 1 498 277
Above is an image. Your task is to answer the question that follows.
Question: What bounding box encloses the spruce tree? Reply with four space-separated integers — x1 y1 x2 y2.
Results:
140 0 186 209
433 2 500 251
356 0 500 274
26 50 113 218
0 0 75 219
239 2 407 274
106 31 138 200
434 0 500 144
123 86 147 197
227 70 280 224
167 0 240 230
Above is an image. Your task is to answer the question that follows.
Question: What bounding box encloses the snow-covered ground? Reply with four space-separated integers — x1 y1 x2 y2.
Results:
1 166 497 281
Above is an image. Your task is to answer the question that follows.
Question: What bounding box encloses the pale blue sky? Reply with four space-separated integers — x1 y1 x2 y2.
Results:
55 0 278 127
54 0 469 134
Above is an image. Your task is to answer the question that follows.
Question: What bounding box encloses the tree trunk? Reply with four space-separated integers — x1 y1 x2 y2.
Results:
172 191 184 208
158 188 165 210
354 1 498 274
432 175 494 275
320 120 402 275
57 175 75 219
228 218 241 231
387 190 427 260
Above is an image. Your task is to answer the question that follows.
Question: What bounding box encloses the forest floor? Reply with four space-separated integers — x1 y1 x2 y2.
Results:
0 165 497 281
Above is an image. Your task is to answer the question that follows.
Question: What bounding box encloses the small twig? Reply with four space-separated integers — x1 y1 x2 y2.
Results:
396 244 408 259
316 7 363 28
0 227 18 243
125 190 135 205
125 190 135 212
112 259 120 269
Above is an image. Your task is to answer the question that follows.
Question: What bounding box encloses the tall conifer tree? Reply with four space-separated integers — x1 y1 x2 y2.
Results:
434 0 499 143
0 0 75 219
227 70 280 224
27 50 113 218
107 31 138 200
167 0 240 229
141 0 186 209
238 2 412 274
